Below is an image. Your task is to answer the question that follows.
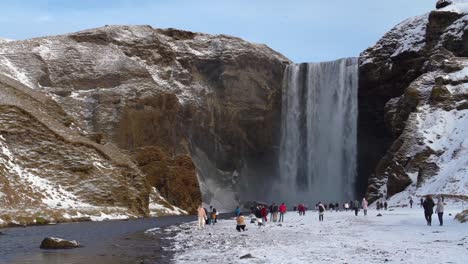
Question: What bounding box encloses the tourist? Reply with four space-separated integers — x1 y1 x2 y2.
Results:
235 206 241 217
269 203 274 221
436 197 444 226
261 206 268 222
409 198 414 208
329 203 334 212
362 198 368 216
236 213 246 232
344 202 349 212
318 201 325 221
384 201 388 210
335 203 339 212
353 200 360 216
423 195 435 226
272 203 279 222
198 205 207 229
211 207 218 225
279 202 287 222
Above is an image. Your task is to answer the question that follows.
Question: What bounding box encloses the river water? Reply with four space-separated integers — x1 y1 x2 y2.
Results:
0 215 196 264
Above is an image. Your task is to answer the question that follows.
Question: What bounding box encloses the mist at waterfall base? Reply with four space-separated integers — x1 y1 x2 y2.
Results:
273 58 359 206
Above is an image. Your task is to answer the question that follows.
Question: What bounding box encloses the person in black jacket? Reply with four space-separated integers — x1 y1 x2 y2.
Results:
423 195 436 226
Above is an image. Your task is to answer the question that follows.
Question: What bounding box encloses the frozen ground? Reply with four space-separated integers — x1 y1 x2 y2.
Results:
157 202 468 264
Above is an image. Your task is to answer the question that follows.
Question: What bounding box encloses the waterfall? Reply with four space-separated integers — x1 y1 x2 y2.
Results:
278 58 358 205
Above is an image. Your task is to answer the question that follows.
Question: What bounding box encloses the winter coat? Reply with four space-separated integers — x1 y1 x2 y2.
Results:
353 201 359 209
198 207 207 219
236 215 245 225
436 201 444 213
235 207 241 216
423 198 435 213
279 204 287 213
261 207 268 217
362 199 368 210
318 203 325 214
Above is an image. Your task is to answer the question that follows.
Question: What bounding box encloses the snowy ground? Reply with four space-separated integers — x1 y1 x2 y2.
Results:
157 203 468 264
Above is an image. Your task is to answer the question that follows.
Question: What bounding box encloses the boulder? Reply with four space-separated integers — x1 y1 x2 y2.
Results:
454 210 468 223
40 237 81 249
436 0 452 9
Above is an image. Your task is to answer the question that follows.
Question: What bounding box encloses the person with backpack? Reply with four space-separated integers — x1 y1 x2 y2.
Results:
211 207 218 225
423 195 436 226
436 197 444 226
279 203 287 222
362 198 368 216
318 202 326 221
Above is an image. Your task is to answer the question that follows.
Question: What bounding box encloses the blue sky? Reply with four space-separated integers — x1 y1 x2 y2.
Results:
0 0 435 62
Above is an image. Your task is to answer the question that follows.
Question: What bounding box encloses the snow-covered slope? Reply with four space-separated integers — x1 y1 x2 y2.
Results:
362 3 468 204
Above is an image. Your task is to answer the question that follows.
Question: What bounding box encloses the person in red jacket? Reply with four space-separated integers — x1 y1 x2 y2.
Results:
261 206 268 222
279 203 287 222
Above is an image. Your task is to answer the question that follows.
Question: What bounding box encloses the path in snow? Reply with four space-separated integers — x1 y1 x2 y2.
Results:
159 205 468 264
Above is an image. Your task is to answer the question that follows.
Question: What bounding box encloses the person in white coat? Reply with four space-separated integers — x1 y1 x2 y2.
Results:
198 205 207 229
436 198 445 226
362 198 368 216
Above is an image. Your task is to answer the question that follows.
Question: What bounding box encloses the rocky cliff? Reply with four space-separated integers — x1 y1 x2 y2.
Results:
360 3 468 203
0 25 290 222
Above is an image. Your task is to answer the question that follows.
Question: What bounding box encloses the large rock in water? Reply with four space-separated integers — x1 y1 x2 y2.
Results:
0 25 290 212
40 237 81 249
360 5 468 202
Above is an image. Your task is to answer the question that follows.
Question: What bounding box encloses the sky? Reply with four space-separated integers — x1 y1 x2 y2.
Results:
0 0 436 62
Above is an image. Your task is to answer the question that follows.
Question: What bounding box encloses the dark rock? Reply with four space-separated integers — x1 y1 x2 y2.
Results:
436 0 452 9
377 214 383 217
40 237 81 249
240 253 255 259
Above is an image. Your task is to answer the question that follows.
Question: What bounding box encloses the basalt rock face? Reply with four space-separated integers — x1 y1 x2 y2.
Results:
360 5 468 202
0 25 290 212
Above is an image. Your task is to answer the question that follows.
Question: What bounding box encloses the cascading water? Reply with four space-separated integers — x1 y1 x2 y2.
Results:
277 57 358 205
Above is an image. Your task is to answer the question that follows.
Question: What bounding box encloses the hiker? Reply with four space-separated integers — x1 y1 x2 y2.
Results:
335 203 339 212
198 205 207 229
261 206 268 222
211 207 218 225
272 203 279 222
362 198 368 216
344 203 349 212
269 203 274 221
436 197 444 226
279 203 287 222
376 201 381 210
409 198 414 208
384 201 388 210
318 201 326 221
423 195 436 226
329 203 334 212
353 200 360 216
236 213 246 232
235 206 241 217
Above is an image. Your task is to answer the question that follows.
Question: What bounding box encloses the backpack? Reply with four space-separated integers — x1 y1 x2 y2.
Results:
319 205 324 212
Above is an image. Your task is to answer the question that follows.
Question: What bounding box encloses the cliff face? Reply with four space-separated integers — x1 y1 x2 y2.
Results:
0 25 290 215
360 4 468 203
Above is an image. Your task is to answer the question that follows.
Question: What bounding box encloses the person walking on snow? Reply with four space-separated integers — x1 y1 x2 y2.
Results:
436 197 444 226
198 205 207 229
362 198 368 216
272 203 279 222
261 206 268 222
353 200 360 216
423 195 435 226
409 198 414 208
318 202 326 221
211 207 218 225
279 203 287 222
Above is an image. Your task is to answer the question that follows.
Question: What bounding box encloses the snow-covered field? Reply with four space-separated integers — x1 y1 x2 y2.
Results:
158 203 468 264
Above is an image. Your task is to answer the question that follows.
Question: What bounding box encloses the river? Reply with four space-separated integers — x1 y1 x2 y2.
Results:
0 215 196 264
